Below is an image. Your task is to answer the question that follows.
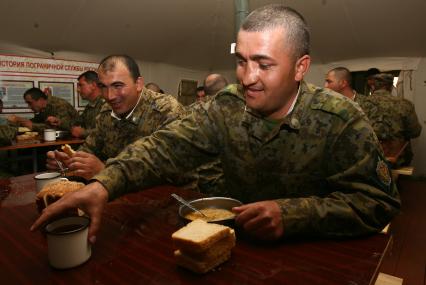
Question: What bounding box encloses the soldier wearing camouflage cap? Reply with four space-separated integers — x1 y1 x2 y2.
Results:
362 73 422 166
33 5 400 242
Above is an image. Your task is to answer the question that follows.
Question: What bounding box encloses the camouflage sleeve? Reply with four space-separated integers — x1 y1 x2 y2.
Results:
93 104 219 200
276 117 400 238
56 104 78 131
0 125 17 146
77 126 100 155
402 100 422 139
31 122 48 132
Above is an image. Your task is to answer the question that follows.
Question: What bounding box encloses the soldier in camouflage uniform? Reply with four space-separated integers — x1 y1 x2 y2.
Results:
33 5 400 242
47 55 189 184
8 87 78 132
0 125 17 146
324 67 367 106
71 71 104 138
362 73 422 166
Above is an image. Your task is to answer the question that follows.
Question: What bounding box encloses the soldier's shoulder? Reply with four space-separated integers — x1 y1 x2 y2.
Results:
212 84 245 105
99 101 112 114
144 89 182 112
215 84 243 98
308 84 363 122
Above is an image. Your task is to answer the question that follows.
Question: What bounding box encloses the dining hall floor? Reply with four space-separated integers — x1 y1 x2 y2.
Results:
378 176 426 285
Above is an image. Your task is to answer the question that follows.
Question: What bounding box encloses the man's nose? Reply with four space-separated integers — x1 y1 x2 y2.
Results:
241 63 259 86
103 87 116 101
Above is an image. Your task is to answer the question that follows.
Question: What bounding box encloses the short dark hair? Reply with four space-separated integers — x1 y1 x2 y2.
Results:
330 67 352 87
241 4 310 60
98 55 141 81
23 87 47 100
366 68 380 78
78 70 99 84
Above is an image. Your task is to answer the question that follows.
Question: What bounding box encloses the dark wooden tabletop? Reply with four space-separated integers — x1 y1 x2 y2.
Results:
0 174 391 285
0 137 85 151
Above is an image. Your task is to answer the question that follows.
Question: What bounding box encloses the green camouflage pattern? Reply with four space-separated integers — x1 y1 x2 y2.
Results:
79 88 185 160
94 81 400 238
31 96 78 132
0 125 17 146
72 96 105 138
185 98 224 194
80 88 201 188
361 89 422 166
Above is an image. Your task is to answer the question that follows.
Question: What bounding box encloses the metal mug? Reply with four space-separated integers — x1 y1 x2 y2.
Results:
43 129 56 141
45 216 91 269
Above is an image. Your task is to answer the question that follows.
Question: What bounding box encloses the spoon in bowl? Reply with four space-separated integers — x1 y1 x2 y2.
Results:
171 193 208 218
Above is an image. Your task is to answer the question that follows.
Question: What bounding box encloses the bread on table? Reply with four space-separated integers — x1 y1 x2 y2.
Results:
35 180 84 212
61 144 76 157
174 249 231 274
172 219 233 253
171 219 236 273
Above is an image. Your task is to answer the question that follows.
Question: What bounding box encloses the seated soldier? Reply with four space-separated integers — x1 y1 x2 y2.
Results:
34 5 400 243
7 88 78 132
362 73 422 166
71 71 104 138
46 55 192 187
0 99 17 146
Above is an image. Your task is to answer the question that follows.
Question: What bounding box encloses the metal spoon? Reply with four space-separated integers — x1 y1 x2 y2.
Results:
171 193 208 218
54 157 68 177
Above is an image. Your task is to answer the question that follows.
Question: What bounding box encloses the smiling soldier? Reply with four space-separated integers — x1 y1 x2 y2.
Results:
33 5 400 243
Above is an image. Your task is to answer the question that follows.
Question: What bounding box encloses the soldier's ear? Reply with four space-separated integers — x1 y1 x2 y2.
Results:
136 77 144 93
294 55 310 81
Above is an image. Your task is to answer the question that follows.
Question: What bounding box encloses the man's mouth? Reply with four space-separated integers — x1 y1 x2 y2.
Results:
245 87 263 98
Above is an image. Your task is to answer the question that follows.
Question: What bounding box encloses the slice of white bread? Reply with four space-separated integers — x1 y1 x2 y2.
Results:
172 219 233 253
174 249 231 274
178 231 235 261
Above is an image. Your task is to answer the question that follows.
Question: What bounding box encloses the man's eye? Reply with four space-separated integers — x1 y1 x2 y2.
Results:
113 84 124 90
259 63 271 70
236 58 246 66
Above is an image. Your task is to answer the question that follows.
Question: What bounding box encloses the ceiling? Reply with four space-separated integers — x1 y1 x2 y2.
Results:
1 0 425 71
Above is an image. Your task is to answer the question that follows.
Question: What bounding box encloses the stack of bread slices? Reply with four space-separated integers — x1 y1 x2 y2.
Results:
172 219 236 274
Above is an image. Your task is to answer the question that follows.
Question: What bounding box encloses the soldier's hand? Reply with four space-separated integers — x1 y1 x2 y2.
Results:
46 150 71 170
233 201 284 241
71 126 85 138
20 119 32 129
31 181 109 244
46 116 61 127
68 151 105 180
7 115 19 123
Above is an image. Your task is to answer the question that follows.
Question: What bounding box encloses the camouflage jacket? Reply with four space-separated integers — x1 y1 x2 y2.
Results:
94 81 400 238
361 89 422 141
80 88 185 162
361 89 421 166
72 96 105 138
31 96 79 132
0 125 17 146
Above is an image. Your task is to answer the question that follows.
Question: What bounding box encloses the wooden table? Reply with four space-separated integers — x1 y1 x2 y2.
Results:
0 174 391 285
0 138 84 172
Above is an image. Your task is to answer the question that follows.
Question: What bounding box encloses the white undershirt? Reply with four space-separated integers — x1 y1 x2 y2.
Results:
110 93 142 121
